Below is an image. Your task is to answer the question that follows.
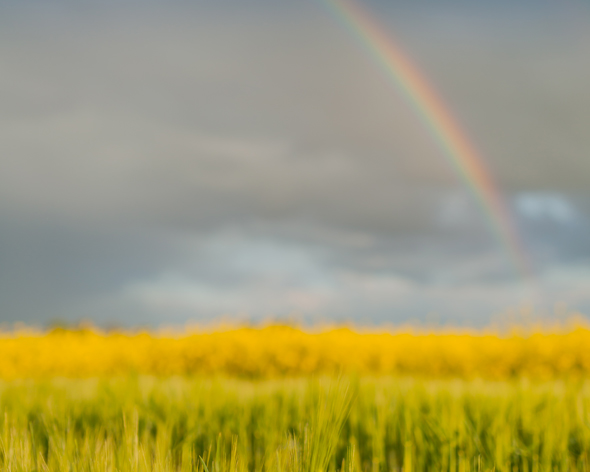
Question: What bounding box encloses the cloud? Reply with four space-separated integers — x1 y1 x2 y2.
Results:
516 192 577 224
119 245 590 327
0 0 589 325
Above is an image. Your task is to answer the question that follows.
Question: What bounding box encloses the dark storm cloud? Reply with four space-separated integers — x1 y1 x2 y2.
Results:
1 0 590 325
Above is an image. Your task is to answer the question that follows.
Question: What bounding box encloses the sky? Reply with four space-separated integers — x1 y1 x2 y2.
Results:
1 0 590 327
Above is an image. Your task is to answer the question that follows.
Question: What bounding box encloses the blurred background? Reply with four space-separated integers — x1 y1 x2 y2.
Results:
1 0 589 327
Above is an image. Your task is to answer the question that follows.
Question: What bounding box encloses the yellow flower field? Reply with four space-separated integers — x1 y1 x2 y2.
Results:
1 323 589 379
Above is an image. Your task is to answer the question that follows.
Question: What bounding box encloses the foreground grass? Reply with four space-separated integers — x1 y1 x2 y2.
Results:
1 377 590 471
1 324 590 379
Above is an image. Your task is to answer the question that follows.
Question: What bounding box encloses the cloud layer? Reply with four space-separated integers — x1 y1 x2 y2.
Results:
1 0 589 325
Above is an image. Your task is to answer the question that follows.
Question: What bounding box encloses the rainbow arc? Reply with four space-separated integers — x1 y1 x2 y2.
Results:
324 0 532 278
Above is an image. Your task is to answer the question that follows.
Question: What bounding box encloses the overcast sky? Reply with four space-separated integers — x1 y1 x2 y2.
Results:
1 0 590 327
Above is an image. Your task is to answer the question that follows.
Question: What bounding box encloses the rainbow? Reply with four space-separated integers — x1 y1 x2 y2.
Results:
323 0 532 278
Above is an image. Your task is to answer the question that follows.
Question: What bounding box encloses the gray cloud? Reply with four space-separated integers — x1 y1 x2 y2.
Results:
1 0 590 325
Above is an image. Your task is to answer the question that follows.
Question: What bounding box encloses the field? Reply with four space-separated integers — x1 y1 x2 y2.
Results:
1 325 590 471
1 324 590 379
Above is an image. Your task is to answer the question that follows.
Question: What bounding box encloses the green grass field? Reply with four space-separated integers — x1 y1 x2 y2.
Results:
1 376 589 471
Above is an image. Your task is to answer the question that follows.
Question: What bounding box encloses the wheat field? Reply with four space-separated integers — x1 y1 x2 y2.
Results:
1 376 590 471
1 325 590 471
